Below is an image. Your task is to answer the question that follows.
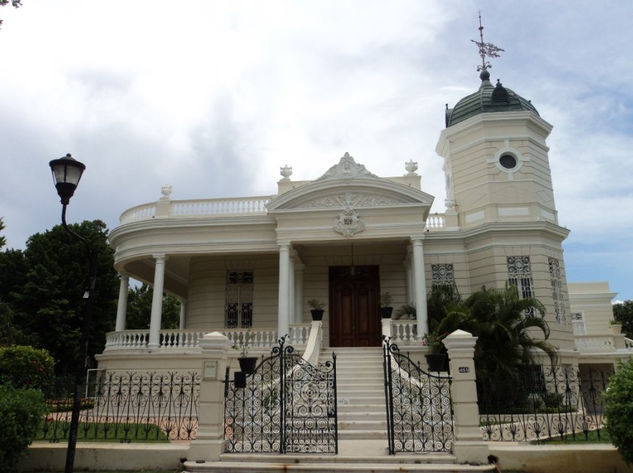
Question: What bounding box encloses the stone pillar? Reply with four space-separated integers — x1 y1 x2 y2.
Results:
411 237 428 336
405 256 414 305
294 262 305 324
288 255 295 326
148 255 167 348
277 243 290 338
115 274 129 332
187 332 230 462
443 329 489 464
381 317 393 339
179 302 186 330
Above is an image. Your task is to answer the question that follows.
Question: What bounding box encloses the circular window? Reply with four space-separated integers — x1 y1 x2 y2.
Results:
499 154 517 169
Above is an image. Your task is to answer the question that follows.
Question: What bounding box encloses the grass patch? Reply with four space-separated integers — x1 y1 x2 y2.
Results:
36 421 169 443
541 429 611 444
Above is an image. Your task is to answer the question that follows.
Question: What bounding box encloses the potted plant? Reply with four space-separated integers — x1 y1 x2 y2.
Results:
423 332 449 372
380 291 393 318
394 304 416 320
307 299 325 321
232 330 258 375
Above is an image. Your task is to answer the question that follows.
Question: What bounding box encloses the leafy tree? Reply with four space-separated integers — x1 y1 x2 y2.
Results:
125 283 180 330
613 300 633 339
604 358 633 464
0 217 5 249
8 220 118 377
0 0 21 29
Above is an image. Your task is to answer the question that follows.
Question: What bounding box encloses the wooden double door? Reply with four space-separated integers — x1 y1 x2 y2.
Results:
329 265 381 347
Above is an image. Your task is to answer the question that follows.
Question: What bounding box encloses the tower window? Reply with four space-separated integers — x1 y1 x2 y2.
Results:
499 154 517 169
507 256 536 317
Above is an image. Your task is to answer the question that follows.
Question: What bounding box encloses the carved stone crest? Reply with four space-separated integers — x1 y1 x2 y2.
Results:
334 207 365 238
318 152 377 180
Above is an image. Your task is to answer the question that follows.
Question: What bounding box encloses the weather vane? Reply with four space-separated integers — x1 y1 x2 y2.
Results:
471 12 504 72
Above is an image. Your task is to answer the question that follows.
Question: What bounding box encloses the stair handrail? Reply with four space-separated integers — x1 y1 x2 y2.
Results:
301 320 323 365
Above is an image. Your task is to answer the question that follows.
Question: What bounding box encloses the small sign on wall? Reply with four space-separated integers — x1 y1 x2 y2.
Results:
458 366 470 374
203 360 218 380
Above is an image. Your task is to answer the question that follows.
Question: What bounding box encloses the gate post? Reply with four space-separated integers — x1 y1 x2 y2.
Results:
443 329 489 464
188 331 230 462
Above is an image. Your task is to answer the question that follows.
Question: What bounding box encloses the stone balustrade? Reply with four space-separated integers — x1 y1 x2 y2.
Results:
104 324 312 351
425 213 446 230
625 337 633 350
119 196 448 230
120 196 275 224
391 320 419 342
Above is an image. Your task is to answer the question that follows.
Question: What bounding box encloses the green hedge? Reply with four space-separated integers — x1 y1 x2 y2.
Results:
604 358 633 464
0 345 55 394
0 384 47 473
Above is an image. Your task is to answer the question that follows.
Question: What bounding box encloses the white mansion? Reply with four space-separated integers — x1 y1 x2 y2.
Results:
97 68 632 374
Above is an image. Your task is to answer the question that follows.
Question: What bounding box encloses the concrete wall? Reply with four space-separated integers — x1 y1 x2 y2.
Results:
489 444 633 473
20 442 189 472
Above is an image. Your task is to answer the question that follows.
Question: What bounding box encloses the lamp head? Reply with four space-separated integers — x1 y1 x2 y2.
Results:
49 153 86 205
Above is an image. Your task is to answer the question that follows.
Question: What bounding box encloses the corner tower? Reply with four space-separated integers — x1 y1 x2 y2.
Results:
432 21 574 356
436 68 557 227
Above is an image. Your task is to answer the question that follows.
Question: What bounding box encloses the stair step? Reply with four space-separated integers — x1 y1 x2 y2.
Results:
186 460 489 473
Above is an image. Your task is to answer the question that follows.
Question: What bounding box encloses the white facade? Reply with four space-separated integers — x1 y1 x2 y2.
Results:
98 75 632 371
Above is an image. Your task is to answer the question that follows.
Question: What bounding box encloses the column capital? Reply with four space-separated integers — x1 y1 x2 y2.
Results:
278 242 290 251
152 254 169 262
410 235 426 244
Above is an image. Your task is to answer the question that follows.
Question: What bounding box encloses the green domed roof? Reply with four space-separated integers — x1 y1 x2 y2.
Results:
445 70 539 127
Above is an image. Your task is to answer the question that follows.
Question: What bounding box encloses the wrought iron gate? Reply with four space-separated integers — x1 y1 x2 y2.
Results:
382 337 454 454
224 338 338 454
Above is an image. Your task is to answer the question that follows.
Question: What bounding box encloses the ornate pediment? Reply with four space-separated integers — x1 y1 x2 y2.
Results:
317 152 377 180
295 192 406 210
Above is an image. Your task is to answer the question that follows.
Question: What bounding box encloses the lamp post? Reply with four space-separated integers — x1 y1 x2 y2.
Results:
49 153 97 473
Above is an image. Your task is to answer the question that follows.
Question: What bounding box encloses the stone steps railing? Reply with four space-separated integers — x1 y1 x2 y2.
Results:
391 320 419 342
104 325 312 351
624 337 633 350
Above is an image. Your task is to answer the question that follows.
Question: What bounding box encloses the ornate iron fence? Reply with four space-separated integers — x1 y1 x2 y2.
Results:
39 371 200 442
478 364 610 442
224 337 338 454
382 337 454 454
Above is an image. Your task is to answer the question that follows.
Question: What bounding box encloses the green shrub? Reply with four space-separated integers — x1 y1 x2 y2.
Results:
0 384 47 473
0 345 55 394
604 358 633 463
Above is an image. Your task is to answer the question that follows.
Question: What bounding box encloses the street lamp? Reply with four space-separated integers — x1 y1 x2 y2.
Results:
49 153 96 473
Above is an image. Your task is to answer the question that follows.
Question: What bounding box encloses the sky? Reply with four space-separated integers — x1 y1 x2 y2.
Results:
0 1 632 300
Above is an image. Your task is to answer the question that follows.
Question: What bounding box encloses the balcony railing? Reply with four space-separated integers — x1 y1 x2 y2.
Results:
119 196 448 230
104 325 311 351
574 335 616 352
120 196 275 224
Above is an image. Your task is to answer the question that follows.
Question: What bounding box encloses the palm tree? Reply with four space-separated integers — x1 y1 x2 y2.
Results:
464 285 556 409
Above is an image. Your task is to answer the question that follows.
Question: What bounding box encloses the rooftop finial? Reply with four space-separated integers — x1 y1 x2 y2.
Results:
470 12 504 80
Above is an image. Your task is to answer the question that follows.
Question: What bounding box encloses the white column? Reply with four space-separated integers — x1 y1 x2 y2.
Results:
148 254 167 348
179 302 186 330
277 244 290 338
294 263 305 324
412 238 428 337
115 274 129 332
405 257 414 305
288 256 295 326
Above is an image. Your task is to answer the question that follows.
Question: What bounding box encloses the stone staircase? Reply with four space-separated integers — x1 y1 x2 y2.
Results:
333 346 388 440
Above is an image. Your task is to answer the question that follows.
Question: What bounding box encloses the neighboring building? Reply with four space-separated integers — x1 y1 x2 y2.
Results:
97 68 632 374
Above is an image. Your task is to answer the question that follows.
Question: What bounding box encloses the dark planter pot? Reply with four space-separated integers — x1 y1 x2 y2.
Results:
425 353 449 372
380 307 393 319
238 356 258 375
234 371 246 389
310 309 324 321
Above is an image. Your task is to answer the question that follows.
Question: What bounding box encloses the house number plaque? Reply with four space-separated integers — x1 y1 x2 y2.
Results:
458 366 470 373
